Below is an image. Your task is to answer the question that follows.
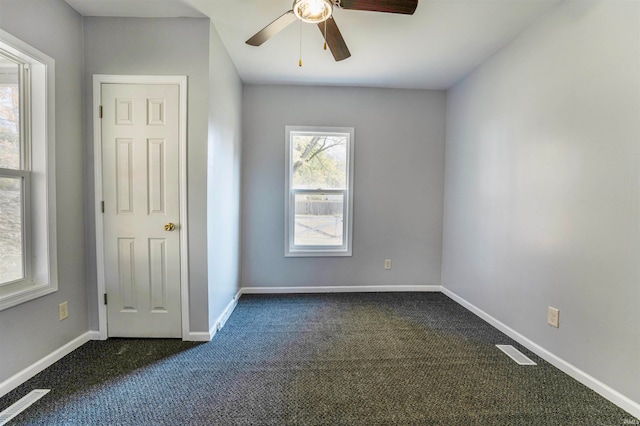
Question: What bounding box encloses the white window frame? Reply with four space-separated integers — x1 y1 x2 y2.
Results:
285 126 354 257
0 29 57 311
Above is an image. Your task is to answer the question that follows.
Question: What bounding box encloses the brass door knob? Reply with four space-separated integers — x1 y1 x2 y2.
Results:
164 223 176 232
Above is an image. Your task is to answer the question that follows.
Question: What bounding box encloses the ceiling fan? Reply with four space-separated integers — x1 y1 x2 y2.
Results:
245 0 418 62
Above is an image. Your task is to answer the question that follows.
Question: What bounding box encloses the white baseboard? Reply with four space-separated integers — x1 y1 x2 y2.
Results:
191 285 441 342
87 330 101 340
185 331 212 342
5 288 637 420
214 289 241 333
441 287 640 419
241 285 442 294
185 289 242 342
0 332 92 398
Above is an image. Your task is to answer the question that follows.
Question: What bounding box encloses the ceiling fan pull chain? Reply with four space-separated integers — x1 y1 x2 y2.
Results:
299 19 303 67
324 19 327 50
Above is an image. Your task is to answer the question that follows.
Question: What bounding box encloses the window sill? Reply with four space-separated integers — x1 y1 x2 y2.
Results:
285 249 352 257
0 281 57 311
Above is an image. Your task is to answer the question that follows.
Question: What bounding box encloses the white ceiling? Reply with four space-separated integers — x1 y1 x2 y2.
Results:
65 0 562 90
65 0 205 18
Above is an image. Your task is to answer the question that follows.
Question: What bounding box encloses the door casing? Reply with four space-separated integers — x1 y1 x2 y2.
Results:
93 74 189 340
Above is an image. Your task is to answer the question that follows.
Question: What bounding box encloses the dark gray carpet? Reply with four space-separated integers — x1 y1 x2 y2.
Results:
1 293 636 425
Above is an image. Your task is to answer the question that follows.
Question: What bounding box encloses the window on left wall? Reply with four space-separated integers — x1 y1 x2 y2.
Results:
0 29 57 311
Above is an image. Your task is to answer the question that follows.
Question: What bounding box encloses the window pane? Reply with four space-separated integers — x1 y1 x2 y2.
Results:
0 176 24 284
292 134 347 189
0 57 20 170
294 193 344 246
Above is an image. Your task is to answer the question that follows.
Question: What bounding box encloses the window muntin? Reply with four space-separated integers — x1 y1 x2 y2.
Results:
0 29 57 310
285 126 354 257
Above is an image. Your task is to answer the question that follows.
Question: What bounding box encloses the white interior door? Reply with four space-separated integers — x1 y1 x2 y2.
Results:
101 83 182 338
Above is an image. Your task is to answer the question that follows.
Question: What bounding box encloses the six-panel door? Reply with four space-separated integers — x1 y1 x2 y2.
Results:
101 83 182 338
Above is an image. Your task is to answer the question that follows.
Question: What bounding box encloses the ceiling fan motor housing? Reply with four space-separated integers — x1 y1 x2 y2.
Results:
293 0 334 23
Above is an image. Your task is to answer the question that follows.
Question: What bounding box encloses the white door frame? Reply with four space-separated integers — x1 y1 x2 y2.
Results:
93 74 189 340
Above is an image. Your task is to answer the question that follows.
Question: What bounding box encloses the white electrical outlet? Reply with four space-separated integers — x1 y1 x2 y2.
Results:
59 301 69 321
384 259 392 270
548 306 559 328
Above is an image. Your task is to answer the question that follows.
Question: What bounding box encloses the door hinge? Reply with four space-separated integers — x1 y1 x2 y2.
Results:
101 201 104 213
99 105 103 118
104 293 108 305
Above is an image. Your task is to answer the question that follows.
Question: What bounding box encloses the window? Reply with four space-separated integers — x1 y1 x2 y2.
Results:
0 29 57 311
285 126 354 256
0 55 27 285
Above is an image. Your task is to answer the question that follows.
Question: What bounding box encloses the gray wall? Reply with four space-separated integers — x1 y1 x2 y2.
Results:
83 17 212 332
443 0 640 405
0 0 86 383
242 85 446 288
207 23 243 327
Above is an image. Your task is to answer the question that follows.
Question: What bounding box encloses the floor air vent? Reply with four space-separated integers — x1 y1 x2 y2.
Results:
0 389 50 425
496 344 537 365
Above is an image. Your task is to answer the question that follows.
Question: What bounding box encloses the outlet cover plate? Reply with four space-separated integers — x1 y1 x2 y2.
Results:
548 306 559 328
59 301 69 321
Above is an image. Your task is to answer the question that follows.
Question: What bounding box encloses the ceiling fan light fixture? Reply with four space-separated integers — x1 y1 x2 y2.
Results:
293 0 333 23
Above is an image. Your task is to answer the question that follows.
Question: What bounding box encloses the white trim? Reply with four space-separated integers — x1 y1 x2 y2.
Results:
92 76 106 339
0 332 91 398
92 75 189 340
241 285 442 294
87 330 101 340
0 283 56 312
0 29 57 311
4 288 638 420
214 289 242 332
441 287 640 419
284 126 355 257
186 331 213 342
188 286 440 341
185 290 242 341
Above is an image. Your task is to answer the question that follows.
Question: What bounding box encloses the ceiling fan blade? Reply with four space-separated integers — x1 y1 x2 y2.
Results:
318 17 351 61
339 0 418 15
246 10 298 46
